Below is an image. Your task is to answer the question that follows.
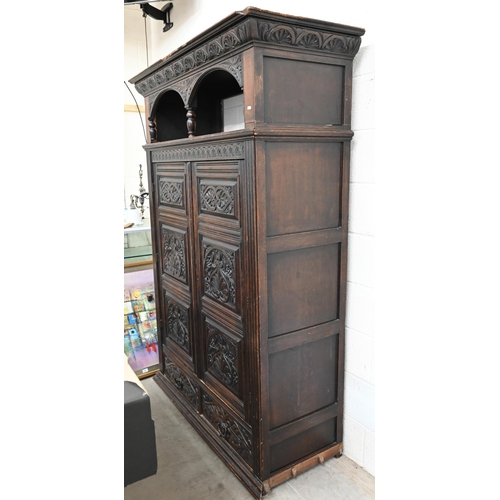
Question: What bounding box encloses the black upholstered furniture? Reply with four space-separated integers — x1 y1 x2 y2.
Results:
124 369 158 486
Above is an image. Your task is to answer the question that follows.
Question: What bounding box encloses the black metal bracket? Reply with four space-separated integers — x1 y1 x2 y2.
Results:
140 2 173 32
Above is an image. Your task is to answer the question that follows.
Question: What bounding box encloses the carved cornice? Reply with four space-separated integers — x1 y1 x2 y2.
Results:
133 13 363 98
255 20 362 56
135 21 250 97
151 141 245 162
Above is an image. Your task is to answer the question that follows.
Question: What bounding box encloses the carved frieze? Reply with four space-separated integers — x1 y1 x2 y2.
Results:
256 20 362 56
202 394 252 465
135 15 362 99
166 298 190 353
203 244 236 307
162 228 186 282
207 324 239 392
135 22 250 97
151 141 245 163
165 357 199 408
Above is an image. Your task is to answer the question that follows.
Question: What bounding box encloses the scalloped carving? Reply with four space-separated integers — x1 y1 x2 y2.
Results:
135 15 362 98
256 20 361 55
135 21 250 97
296 30 322 49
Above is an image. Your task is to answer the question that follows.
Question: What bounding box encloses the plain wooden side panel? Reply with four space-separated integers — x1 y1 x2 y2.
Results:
263 56 344 125
268 335 338 429
265 141 342 237
270 418 337 473
267 244 340 337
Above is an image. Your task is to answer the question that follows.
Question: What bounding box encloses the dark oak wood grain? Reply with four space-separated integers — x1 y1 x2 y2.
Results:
130 7 364 498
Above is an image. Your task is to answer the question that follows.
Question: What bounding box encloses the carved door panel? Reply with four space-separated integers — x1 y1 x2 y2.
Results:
192 159 248 422
154 162 197 373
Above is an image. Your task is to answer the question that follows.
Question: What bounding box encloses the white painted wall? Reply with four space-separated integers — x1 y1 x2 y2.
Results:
345 33 375 476
124 5 152 220
125 0 375 476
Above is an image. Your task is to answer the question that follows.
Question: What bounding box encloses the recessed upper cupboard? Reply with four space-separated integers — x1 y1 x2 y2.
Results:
129 7 364 498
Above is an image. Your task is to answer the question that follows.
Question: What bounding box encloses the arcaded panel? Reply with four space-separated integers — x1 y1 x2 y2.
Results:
265 141 342 237
268 335 338 429
263 56 344 125
267 244 340 337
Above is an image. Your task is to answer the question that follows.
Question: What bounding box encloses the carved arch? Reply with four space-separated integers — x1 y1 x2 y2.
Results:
148 54 243 118
151 89 190 142
186 63 243 109
148 57 244 141
148 87 185 121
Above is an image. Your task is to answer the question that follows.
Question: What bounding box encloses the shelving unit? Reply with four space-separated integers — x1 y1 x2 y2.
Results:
124 221 153 268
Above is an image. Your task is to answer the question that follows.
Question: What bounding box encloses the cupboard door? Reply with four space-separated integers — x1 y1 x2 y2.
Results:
154 162 197 373
192 159 248 421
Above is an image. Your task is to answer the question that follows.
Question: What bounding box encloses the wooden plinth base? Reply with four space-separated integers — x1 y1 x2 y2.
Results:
263 443 343 495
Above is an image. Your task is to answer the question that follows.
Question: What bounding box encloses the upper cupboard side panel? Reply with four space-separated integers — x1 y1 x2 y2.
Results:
263 55 345 126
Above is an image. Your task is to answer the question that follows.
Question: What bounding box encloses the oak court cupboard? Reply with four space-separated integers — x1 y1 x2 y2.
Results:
129 7 364 498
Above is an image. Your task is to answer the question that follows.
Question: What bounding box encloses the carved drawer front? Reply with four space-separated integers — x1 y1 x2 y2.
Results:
164 355 200 411
201 392 253 468
201 238 240 312
161 225 188 284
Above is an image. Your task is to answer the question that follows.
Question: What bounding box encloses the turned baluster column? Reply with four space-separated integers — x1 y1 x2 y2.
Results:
186 107 197 138
148 117 157 143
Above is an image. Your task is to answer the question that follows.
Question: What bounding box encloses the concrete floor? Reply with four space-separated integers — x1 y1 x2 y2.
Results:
124 376 375 500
